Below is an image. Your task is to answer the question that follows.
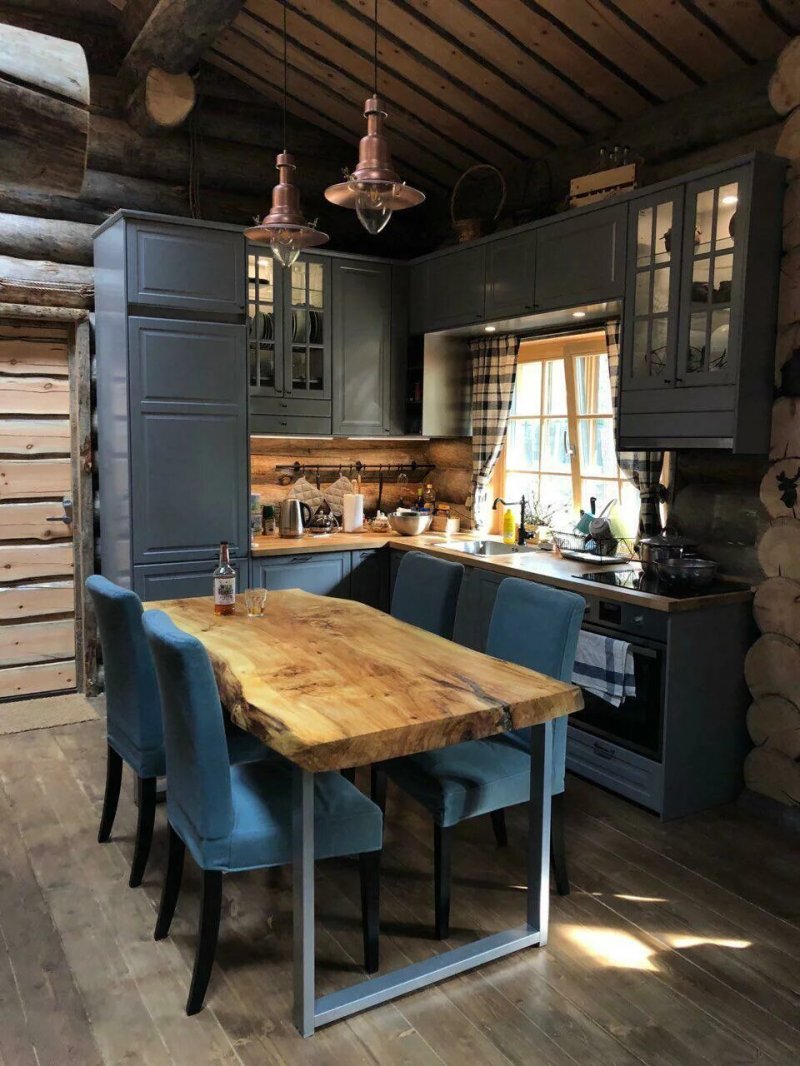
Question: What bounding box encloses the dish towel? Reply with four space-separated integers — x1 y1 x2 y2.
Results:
572 631 636 707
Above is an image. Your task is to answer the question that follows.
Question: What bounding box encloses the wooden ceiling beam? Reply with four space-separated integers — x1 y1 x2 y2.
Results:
239 4 485 172
210 33 452 193
596 0 705 88
119 0 244 132
687 0 788 59
674 0 757 66
326 0 563 150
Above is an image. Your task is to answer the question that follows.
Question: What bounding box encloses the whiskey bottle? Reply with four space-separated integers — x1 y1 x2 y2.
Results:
213 541 236 616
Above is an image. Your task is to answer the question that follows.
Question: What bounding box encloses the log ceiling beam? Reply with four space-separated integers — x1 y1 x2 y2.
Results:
119 0 245 132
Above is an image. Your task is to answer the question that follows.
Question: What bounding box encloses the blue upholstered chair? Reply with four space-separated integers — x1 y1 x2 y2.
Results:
373 577 584 939
86 576 275 889
391 551 464 638
142 609 384 1015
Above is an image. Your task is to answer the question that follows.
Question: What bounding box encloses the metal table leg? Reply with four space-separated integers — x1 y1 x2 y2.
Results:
292 722 553 1037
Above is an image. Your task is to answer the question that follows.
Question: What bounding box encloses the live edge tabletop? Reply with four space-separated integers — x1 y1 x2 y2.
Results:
149 590 583 772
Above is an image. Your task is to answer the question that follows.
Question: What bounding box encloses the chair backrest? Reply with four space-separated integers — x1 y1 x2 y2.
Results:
486 577 584 681
86 575 163 759
142 610 234 844
391 551 464 639
486 578 584 795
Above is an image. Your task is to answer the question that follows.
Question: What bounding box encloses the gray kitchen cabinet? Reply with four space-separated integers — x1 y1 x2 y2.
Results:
251 552 351 598
248 248 332 434
484 229 536 319
410 244 486 333
127 219 245 315
94 211 250 590
332 260 392 436
618 154 785 453
128 317 249 565
133 559 246 603
350 548 389 611
534 203 626 311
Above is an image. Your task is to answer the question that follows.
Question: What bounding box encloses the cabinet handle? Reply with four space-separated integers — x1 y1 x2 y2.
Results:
290 556 310 563
279 401 288 408
675 377 683 384
279 420 288 427
593 741 616 761
663 378 672 384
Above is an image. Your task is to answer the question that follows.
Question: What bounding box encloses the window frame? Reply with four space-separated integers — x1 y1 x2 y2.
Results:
492 331 632 533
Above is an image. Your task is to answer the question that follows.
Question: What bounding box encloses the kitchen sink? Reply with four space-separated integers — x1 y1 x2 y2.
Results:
441 540 538 557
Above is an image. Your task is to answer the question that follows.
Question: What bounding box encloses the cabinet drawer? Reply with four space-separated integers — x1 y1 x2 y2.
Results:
127 222 245 315
252 552 350 597
566 724 663 812
250 413 332 435
133 559 246 603
251 396 332 418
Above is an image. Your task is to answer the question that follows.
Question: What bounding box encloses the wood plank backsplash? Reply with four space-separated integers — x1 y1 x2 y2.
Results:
250 436 473 521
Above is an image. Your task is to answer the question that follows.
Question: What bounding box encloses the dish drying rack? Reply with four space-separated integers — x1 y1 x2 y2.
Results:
275 460 435 487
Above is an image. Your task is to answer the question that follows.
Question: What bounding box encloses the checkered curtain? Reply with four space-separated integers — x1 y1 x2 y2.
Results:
468 333 520 528
605 319 665 538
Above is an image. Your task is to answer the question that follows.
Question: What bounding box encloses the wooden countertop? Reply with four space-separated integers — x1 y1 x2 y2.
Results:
150 591 582 771
250 532 754 613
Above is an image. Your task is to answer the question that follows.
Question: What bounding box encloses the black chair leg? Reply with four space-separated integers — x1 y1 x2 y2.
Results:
490 808 508 847
434 824 453 940
550 792 570 896
97 744 123 843
186 870 223 1016
154 825 185 940
359 850 380 974
341 767 356 784
370 765 387 813
129 776 157 888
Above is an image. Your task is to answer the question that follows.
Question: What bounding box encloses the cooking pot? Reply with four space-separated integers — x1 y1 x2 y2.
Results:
638 531 697 575
657 557 718 589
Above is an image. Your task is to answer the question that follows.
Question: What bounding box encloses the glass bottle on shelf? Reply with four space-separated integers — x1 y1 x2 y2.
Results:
247 251 278 394
682 178 738 383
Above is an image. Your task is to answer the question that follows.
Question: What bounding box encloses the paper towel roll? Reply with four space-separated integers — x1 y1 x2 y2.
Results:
342 493 364 532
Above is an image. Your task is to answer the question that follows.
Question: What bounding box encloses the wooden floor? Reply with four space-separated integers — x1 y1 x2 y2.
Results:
1 717 799 1066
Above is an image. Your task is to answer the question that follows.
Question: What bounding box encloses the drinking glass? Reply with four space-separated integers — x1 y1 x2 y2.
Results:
244 588 267 617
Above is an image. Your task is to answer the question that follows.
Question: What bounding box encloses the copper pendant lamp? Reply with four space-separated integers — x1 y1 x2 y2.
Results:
324 0 424 234
245 1 327 266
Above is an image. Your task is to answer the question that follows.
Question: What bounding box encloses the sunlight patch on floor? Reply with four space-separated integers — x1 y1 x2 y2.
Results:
661 933 752 950
563 925 658 970
614 894 668 903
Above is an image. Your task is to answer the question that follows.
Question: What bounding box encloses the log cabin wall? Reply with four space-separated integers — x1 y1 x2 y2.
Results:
742 38 800 811
250 436 472 522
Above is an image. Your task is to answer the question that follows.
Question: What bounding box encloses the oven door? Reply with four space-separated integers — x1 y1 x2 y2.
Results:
570 625 666 761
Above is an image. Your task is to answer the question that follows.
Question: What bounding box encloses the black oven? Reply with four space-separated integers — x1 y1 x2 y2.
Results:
570 621 666 761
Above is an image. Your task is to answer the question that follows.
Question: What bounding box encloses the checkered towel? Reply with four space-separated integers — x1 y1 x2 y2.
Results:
572 631 636 707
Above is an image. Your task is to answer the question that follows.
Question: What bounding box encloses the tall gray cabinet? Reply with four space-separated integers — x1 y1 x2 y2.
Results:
94 211 250 598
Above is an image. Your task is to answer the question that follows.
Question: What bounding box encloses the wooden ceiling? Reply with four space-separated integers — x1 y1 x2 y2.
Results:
205 0 800 195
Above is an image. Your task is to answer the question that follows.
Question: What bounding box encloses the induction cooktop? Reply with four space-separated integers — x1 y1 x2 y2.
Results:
573 568 752 599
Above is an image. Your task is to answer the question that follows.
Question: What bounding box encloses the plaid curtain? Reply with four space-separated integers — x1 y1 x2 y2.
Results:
468 333 520 528
605 319 665 538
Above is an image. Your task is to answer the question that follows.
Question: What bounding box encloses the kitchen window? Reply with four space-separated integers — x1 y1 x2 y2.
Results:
495 332 640 534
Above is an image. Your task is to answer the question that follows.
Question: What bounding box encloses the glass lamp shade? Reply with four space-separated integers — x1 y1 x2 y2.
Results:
354 184 394 234
245 152 328 265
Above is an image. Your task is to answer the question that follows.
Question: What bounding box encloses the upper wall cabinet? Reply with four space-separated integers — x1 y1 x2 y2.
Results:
410 244 486 333
534 203 626 310
485 230 536 319
618 155 785 453
126 220 246 315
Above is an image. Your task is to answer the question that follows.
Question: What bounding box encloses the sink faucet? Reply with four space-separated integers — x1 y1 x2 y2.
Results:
492 495 529 546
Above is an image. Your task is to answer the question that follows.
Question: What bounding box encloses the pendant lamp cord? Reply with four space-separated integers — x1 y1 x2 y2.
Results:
374 0 378 95
282 0 288 152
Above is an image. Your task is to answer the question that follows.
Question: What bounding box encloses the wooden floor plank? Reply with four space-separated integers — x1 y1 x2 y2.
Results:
0 718 799 1066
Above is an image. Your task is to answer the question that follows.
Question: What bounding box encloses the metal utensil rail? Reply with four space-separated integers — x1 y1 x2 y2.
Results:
275 460 435 485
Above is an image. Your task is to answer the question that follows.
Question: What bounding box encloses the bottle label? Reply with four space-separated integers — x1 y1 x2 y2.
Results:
214 575 236 606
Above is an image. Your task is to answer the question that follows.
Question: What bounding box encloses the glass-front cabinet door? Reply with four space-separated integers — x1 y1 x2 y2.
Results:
677 169 743 387
247 248 283 397
285 256 331 400
622 188 683 391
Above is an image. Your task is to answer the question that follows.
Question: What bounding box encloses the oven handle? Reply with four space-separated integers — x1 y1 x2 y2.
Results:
630 645 658 660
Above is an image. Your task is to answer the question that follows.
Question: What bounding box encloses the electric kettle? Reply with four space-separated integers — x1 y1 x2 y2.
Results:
279 499 312 538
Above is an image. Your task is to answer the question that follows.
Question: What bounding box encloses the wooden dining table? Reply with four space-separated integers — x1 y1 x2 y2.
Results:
151 589 583 1037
